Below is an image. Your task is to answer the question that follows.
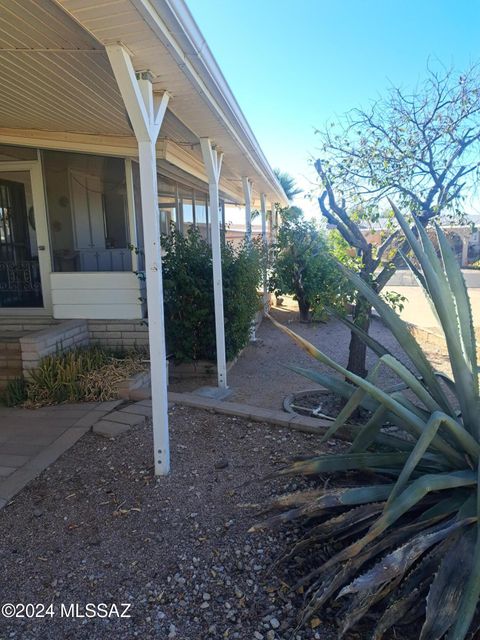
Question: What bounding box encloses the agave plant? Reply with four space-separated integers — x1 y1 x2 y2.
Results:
254 202 480 639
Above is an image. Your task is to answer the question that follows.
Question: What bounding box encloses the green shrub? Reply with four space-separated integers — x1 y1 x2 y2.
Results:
222 239 262 359
161 227 261 363
257 204 480 638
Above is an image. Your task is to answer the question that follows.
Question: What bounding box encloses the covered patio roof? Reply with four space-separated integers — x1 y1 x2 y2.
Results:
0 0 285 475
0 0 287 207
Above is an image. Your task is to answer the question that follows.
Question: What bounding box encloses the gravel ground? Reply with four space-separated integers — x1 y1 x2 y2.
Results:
226 303 451 410
0 303 448 639
170 299 450 409
0 405 348 640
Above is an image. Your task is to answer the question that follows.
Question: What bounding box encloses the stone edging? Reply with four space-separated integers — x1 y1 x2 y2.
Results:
93 392 354 441
167 392 355 441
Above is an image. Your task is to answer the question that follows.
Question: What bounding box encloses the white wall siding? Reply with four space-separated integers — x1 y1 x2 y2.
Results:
51 273 144 319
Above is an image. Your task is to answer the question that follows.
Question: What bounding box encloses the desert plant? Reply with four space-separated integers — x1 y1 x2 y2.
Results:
222 238 262 356
19 346 147 407
255 203 480 638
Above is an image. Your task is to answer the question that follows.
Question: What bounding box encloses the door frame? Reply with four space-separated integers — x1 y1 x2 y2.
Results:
0 155 52 315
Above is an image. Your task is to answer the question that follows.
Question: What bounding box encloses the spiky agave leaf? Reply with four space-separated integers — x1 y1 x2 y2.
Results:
271 503 385 571
339 580 402 638
268 313 466 465
389 201 479 433
336 520 473 638
276 451 412 476
339 517 474 598
420 527 476 640
298 512 452 623
256 204 480 638
249 484 397 532
372 542 450 639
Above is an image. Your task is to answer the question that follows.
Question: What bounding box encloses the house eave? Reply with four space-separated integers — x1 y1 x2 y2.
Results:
144 0 288 205
0 128 243 203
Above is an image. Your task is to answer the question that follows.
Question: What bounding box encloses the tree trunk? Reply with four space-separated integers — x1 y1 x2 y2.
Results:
298 298 311 323
346 295 372 378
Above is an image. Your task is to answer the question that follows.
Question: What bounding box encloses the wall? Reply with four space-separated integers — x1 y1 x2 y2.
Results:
384 269 480 329
50 272 144 319
20 319 89 378
88 319 148 348
387 268 480 288
1 318 148 387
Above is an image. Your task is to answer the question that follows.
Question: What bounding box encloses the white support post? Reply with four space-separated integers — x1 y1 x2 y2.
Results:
106 43 171 476
260 193 268 314
200 138 228 389
271 202 278 241
242 177 252 242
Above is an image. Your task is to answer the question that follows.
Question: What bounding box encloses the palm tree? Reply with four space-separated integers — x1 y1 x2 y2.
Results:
274 169 303 201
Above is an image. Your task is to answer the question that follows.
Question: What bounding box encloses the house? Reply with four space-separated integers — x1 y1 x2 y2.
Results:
0 0 287 473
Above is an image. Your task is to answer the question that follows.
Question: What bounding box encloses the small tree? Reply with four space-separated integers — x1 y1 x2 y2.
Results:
315 63 480 377
269 207 350 322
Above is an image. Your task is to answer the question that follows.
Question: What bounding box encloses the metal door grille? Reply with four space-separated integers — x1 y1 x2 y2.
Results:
0 178 42 307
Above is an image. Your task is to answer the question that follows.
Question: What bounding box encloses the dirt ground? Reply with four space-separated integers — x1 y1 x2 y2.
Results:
0 406 345 640
226 302 451 411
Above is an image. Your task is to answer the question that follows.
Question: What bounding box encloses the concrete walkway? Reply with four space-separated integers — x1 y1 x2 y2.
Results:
0 401 122 508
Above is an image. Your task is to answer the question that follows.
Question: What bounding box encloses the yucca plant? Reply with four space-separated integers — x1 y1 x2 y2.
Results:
254 202 480 639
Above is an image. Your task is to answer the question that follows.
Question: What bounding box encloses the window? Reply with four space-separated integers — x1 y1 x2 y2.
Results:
158 176 178 236
0 144 37 162
43 150 132 272
181 196 194 232
194 193 208 241
158 200 176 235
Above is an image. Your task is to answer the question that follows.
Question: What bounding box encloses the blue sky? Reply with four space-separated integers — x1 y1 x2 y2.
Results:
188 0 480 214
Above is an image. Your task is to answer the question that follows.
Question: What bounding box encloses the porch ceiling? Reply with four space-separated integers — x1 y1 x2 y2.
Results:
0 0 130 135
0 0 286 206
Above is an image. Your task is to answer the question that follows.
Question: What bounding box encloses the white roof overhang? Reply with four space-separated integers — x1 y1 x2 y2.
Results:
0 0 287 207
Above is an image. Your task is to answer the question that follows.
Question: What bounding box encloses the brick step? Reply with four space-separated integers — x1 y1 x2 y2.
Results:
0 316 58 333
0 331 23 390
0 367 23 389
0 334 22 377
0 345 21 352
0 360 22 368
0 334 22 371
